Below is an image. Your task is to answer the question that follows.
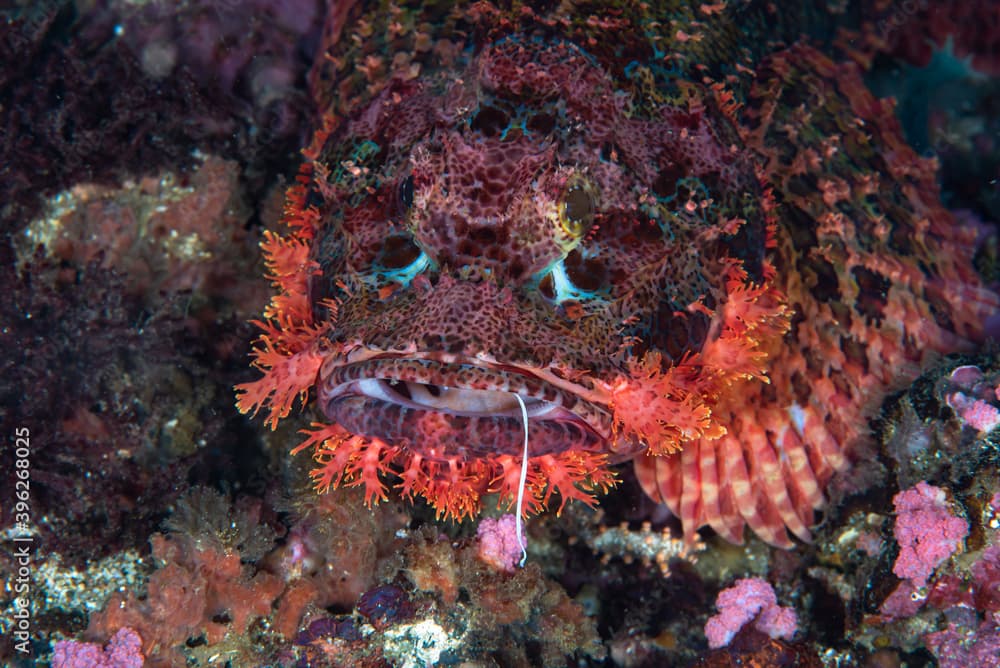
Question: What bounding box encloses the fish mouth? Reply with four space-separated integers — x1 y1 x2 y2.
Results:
343 380 565 419
318 355 627 459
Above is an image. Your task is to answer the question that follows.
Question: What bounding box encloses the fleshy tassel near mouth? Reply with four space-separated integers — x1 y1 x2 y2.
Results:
289 413 620 521
283 355 623 521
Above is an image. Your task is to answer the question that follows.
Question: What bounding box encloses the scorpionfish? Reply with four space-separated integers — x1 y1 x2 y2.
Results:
237 1 1000 547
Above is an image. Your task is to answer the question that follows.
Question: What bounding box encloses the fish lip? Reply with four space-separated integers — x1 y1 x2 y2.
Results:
327 378 576 420
317 353 613 442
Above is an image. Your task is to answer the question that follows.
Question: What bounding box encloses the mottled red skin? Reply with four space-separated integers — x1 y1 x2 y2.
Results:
238 1 1000 543
309 36 765 462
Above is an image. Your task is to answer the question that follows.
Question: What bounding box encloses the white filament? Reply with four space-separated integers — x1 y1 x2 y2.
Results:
513 393 529 568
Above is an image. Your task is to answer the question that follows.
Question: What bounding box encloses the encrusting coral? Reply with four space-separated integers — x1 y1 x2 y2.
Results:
84 489 284 666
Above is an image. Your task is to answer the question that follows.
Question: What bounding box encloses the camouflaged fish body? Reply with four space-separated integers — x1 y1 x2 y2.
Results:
237 1 999 546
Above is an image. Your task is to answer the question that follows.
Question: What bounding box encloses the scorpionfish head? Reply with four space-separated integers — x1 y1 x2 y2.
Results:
269 36 788 518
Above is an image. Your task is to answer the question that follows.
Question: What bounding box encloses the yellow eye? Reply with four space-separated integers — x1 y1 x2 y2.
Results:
559 178 596 238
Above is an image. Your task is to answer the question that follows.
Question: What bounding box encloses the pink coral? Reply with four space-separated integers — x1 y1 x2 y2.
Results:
924 618 1000 668
892 482 969 588
476 514 525 573
704 578 798 649
946 392 1000 433
927 575 977 611
52 627 144 668
944 365 1000 433
884 527 1000 620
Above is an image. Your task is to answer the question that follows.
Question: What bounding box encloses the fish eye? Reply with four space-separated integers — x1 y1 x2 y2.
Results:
559 178 596 238
399 174 415 211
